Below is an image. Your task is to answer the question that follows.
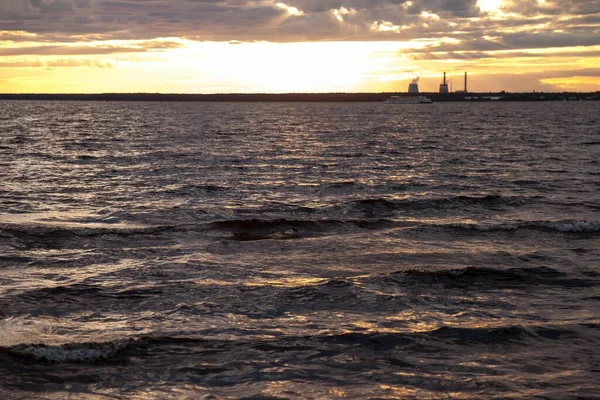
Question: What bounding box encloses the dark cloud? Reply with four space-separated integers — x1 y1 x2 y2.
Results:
31 0 74 13
0 0 597 52
405 0 480 17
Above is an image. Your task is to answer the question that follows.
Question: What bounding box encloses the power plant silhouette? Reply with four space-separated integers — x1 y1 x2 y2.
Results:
440 71 468 93
408 77 419 94
439 72 449 94
405 72 468 93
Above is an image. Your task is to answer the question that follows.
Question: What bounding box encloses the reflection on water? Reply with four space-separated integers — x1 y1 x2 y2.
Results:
0 101 599 398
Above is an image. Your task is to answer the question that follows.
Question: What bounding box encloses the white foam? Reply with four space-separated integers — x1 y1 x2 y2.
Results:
539 221 600 232
0 317 133 362
12 340 131 363
447 222 519 231
0 220 165 237
0 211 164 236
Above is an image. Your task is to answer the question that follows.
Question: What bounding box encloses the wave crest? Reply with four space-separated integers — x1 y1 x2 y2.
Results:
0 222 174 239
447 220 600 233
6 339 137 363
346 194 529 216
378 266 595 288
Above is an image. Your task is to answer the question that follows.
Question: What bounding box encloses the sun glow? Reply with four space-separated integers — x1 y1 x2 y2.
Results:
1 34 599 94
477 0 503 13
177 41 381 93
2 39 430 93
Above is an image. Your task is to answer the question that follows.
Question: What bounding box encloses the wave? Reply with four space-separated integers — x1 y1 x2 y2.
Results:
0 255 33 264
208 218 394 241
146 184 228 197
345 194 532 215
17 284 166 303
0 222 175 239
6 322 591 364
239 268 583 300
283 278 360 303
4 339 138 363
317 324 582 348
446 220 600 233
377 266 596 288
213 217 600 238
145 324 595 352
538 221 600 232
2 214 597 245
19 284 104 301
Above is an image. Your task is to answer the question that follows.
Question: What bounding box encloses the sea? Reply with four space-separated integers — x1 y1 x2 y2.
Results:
0 100 598 399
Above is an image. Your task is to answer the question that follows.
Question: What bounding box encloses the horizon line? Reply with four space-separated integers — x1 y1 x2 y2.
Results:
1 90 599 96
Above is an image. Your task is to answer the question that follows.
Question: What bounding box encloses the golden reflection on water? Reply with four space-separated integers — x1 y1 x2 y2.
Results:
378 384 472 399
243 276 329 288
350 321 379 331
329 388 349 397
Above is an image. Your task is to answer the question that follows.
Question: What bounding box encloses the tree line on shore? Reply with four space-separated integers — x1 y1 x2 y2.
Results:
0 92 598 102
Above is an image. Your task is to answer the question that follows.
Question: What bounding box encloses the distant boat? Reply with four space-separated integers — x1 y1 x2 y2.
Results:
384 95 433 104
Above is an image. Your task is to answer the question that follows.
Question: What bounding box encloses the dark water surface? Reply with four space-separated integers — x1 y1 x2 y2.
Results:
0 101 599 399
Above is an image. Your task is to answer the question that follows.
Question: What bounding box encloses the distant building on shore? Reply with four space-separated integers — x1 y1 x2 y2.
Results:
408 77 419 93
455 72 469 94
439 72 449 94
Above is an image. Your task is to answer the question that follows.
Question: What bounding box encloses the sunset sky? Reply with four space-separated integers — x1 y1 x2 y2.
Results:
0 0 599 93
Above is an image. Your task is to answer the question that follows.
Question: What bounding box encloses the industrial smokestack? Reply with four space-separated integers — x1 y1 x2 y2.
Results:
408 76 419 93
464 72 468 93
439 71 449 94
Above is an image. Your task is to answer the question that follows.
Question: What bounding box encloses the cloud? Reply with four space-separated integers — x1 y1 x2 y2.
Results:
0 39 185 56
30 0 74 13
0 58 113 68
0 0 597 53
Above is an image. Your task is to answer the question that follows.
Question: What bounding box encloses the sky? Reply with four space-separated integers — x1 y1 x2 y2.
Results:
0 0 599 93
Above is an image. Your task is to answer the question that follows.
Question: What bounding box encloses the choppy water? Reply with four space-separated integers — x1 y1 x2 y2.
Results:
0 100 599 399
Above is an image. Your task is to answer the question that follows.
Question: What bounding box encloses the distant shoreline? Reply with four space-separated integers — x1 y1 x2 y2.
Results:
0 92 598 102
